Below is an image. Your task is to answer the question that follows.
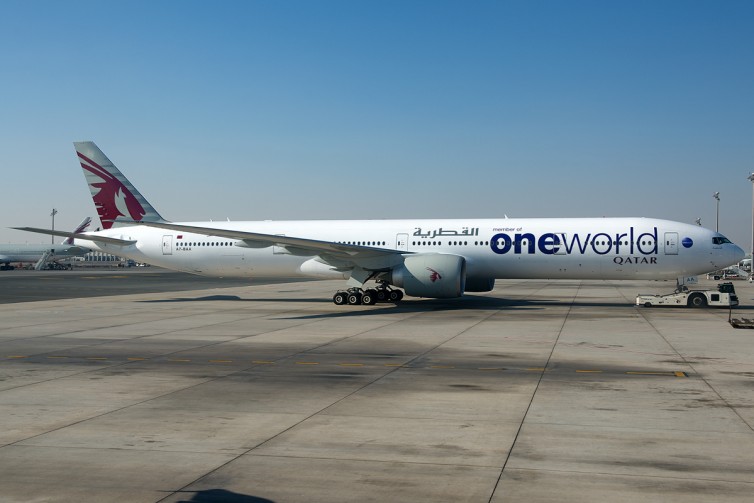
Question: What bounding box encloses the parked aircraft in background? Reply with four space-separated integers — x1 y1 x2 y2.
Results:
2 217 92 270
15 142 745 304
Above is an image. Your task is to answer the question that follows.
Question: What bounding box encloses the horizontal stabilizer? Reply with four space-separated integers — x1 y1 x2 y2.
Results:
12 227 136 246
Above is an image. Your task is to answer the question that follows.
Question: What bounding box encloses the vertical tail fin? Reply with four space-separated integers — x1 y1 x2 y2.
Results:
74 142 165 229
62 217 92 244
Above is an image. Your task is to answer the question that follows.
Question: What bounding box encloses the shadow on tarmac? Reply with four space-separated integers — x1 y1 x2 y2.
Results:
136 292 754 319
173 489 274 502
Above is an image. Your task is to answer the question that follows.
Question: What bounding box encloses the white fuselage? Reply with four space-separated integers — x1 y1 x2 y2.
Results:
74 217 742 282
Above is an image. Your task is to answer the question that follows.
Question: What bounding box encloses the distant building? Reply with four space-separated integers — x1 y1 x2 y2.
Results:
79 251 124 263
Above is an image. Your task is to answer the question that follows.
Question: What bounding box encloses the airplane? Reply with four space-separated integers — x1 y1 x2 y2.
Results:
1 217 92 270
14 142 745 305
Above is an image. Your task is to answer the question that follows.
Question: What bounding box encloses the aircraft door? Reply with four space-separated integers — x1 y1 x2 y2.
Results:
664 232 678 255
554 233 567 255
162 235 173 255
396 234 409 251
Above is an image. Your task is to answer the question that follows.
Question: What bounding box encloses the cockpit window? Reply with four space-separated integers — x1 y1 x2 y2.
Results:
712 236 732 245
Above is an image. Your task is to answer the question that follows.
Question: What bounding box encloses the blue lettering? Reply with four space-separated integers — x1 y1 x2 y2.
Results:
591 232 613 255
515 233 536 254
489 226 658 256
490 233 512 254
561 233 591 254
538 233 560 254
615 233 627 254
636 227 658 255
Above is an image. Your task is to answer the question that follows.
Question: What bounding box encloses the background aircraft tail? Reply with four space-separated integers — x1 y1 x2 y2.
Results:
74 142 165 229
62 217 92 244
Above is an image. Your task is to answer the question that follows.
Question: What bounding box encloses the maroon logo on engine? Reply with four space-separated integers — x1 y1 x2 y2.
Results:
78 152 145 229
427 267 442 282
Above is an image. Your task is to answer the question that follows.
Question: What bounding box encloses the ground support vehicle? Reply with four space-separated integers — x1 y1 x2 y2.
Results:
637 282 738 308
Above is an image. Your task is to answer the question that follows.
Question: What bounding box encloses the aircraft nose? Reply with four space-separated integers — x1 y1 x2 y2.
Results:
731 243 745 265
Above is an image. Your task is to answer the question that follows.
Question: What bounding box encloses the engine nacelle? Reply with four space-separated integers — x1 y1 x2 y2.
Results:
389 254 466 298
465 277 495 292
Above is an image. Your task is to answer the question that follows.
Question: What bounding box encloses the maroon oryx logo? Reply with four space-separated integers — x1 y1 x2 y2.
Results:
427 267 442 282
78 152 145 229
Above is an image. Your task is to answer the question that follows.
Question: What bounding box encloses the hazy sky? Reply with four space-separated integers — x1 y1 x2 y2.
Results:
1 1 753 250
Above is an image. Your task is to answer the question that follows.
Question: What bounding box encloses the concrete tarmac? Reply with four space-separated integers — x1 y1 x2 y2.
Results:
0 272 753 502
0 268 309 304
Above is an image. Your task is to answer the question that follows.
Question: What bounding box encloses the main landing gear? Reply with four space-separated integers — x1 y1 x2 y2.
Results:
332 281 404 306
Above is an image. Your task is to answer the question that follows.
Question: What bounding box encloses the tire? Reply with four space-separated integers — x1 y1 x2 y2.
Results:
361 292 376 305
644 302 652 308
375 290 388 302
687 293 707 308
347 293 362 305
333 292 347 305
388 290 403 302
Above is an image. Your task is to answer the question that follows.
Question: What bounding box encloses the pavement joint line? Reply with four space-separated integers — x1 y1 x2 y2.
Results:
488 280 581 503
0 354 692 377
158 293 442 502
630 288 754 432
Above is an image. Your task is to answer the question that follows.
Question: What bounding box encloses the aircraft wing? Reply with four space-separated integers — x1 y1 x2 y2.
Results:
12 227 137 246
126 220 408 270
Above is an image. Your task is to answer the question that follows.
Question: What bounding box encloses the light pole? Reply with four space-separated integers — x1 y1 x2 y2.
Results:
50 208 57 245
748 174 754 261
713 192 720 232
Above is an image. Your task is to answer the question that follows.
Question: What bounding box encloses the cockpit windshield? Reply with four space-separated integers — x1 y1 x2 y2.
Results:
713 236 732 245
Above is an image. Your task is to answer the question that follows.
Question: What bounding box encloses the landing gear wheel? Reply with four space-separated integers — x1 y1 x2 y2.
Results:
361 290 377 306
375 289 388 302
347 292 363 305
388 290 403 302
333 292 348 305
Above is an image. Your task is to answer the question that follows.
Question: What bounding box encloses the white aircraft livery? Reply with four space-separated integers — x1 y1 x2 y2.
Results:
15 142 745 305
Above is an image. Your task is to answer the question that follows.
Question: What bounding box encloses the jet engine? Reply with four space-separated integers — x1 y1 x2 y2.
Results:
389 254 466 298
